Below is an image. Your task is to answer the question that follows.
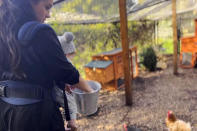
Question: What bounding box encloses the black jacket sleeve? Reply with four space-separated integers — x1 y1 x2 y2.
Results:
31 26 80 85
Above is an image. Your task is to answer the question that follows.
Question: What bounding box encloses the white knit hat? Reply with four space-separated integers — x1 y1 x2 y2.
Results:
58 32 76 54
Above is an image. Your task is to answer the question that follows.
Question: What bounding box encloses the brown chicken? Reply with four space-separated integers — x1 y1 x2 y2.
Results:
165 111 191 131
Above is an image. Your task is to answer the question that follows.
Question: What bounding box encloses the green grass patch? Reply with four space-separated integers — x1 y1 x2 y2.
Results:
159 38 173 54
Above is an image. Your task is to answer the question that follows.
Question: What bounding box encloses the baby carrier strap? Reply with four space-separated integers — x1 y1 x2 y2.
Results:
17 21 52 46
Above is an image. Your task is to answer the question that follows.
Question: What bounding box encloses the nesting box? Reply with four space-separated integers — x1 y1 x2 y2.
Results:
92 48 124 80
180 19 197 68
84 46 138 90
84 60 114 84
92 46 138 80
180 37 197 68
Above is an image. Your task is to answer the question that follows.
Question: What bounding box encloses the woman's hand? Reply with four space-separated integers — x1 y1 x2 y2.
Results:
85 84 94 93
73 76 94 93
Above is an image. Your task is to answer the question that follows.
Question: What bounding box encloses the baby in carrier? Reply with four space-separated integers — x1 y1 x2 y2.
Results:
54 32 81 131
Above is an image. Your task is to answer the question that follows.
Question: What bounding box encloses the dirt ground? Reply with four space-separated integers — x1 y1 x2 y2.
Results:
75 55 197 131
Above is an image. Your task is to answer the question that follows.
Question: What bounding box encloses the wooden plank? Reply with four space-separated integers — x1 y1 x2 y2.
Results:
172 0 178 75
119 0 132 105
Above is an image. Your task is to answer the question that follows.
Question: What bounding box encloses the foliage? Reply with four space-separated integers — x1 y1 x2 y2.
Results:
158 38 173 54
140 46 157 71
57 0 119 17
51 23 121 76
128 20 155 47
50 21 155 76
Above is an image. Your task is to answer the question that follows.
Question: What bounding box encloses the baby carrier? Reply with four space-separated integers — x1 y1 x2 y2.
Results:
0 21 71 121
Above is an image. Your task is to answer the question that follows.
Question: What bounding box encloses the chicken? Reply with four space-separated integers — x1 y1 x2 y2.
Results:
165 111 191 131
123 124 141 131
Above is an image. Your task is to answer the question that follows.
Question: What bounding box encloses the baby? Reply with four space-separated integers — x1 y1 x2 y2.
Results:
55 32 83 131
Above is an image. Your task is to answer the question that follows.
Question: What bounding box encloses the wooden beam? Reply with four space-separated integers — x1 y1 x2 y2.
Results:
53 0 65 5
172 0 178 75
119 0 132 105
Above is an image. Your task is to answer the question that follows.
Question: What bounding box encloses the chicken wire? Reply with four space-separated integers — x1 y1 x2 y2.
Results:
53 0 136 17
48 0 197 25
48 0 175 24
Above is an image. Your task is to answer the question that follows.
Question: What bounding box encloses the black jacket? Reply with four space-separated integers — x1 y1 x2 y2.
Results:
18 23 80 89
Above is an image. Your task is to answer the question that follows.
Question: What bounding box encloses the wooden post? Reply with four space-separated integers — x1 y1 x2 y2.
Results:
119 0 132 105
172 0 178 75
157 21 159 45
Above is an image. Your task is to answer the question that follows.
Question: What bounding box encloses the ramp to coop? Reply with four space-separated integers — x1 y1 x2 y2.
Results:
131 52 138 78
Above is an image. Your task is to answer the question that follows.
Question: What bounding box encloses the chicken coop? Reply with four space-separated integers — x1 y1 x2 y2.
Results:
84 46 138 90
84 60 114 84
180 19 197 68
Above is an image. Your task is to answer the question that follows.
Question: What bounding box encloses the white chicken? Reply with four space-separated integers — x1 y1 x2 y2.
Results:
165 111 191 131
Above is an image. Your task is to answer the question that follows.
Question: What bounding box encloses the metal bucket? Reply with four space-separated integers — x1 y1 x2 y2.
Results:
71 80 101 115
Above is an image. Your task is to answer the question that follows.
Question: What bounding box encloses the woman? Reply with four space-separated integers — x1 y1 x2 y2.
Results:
0 0 92 131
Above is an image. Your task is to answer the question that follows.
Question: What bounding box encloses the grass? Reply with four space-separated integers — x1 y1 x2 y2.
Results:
159 38 174 55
